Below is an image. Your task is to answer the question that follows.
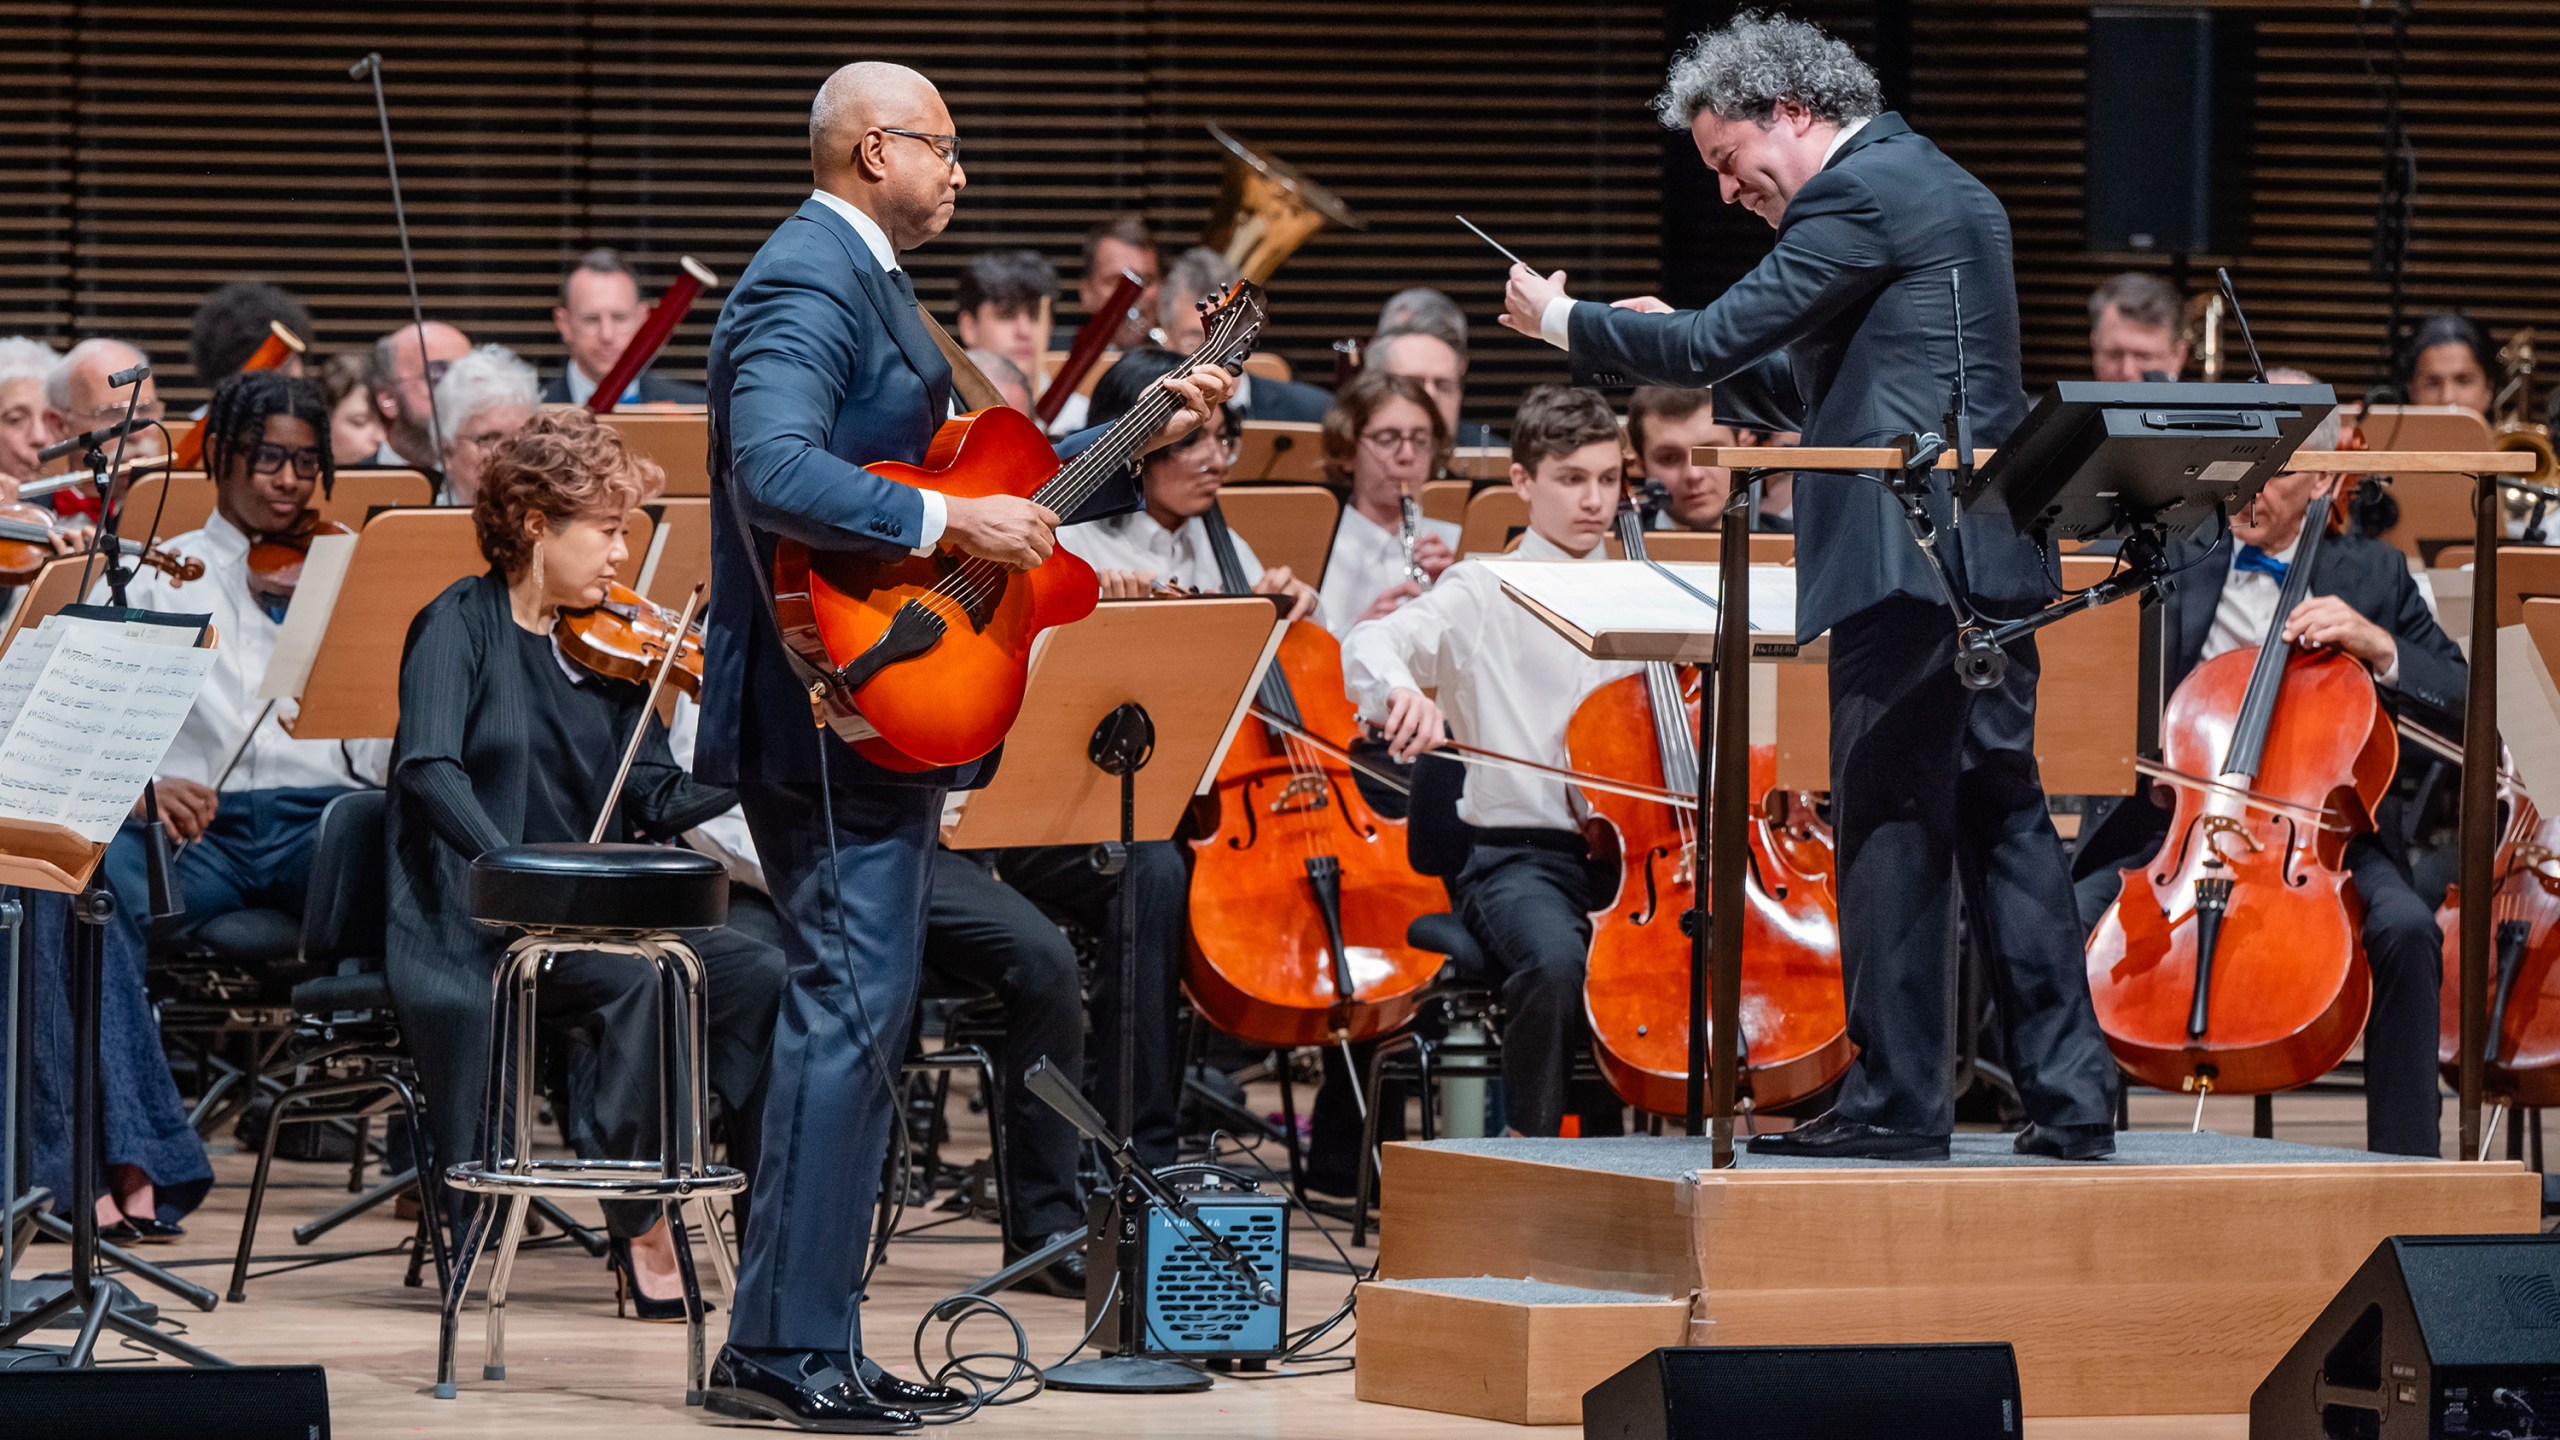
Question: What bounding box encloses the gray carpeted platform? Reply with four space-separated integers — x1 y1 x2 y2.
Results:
1412 1128 2411 1178
1371 1276 1676 1305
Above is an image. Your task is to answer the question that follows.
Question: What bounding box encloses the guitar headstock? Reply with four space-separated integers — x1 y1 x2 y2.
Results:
1191 280 1268 374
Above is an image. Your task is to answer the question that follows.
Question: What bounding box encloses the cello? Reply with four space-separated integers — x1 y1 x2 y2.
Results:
1183 502 1447 1047
1569 493 1850 1115
2087 494 2391 1101
2435 788 2560 1109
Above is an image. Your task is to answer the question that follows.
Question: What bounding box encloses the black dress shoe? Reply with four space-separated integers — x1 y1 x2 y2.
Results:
852 1356 965 1412
2014 1123 2115 1161
121 1215 185 1245
1746 1109 1950 1161
1003 1228 1087 1300
703 1347 919 1434
97 1218 143 1244
605 1236 694 1323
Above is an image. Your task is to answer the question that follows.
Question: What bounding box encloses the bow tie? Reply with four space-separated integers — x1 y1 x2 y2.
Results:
2233 544 2289 582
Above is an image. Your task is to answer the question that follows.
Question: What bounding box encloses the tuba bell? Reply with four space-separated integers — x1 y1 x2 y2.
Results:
2492 328 2560 530
1199 124 1365 285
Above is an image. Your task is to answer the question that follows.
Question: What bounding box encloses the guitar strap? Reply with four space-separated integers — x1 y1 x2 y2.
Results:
918 309 1010 414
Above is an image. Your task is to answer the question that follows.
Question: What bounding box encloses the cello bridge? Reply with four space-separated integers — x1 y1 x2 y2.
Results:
1269 773 1332 815
2199 813 2262 861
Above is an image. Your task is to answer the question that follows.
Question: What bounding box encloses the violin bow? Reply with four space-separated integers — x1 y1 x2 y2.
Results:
587 582 705 845
1246 704 1698 810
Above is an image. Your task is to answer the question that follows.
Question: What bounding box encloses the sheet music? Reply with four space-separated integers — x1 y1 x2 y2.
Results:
260 529 359 702
1480 559 1802 638
0 616 216 842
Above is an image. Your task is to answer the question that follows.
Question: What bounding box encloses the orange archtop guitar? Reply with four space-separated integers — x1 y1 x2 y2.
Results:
771 282 1265 771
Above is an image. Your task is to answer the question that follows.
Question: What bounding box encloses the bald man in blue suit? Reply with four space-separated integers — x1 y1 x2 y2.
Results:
700 61 1232 1433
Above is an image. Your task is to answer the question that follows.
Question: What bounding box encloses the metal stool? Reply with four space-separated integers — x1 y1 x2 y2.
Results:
435 844 746 1404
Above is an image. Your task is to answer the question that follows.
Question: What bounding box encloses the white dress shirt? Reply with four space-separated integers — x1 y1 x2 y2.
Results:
2204 534 2401 689
667 695 765 891
806 187 948 551
563 361 638 409
1539 115 1875 350
1342 528 1639 832
91 511 388 793
1060 510 1267 594
1315 506 1462 637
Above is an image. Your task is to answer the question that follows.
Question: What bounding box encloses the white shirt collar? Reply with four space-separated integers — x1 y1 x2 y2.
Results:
1513 526 1602 563
808 188 900 272
1820 115 1873 170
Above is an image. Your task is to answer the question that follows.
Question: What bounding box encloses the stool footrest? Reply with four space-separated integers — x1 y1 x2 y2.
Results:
444 1159 746 1199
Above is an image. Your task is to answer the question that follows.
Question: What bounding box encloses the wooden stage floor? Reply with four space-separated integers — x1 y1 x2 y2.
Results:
0 1088 2521 1436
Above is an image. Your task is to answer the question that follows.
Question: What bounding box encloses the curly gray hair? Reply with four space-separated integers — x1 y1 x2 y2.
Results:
1653 12 1883 130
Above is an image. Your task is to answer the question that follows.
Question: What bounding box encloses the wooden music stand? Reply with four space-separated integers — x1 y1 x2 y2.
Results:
1419 477 1471 527
596 410 710 497
941 597 1282 853
1216 485 1339 589
1621 531 1795 565
120 468 436 544
638 496 711 608
280 505 657 740
2502 598 2560 813
2359 406 2498 562
1232 421 1327 483
1 557 99 651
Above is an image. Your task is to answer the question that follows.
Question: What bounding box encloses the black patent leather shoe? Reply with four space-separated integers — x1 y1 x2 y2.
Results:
702 1347 920 1434
2014 1122 2116 1161
1003 1228 1088 1300
852 1356 965 1412
121 1215 185 1244
1746 1109 1950 1161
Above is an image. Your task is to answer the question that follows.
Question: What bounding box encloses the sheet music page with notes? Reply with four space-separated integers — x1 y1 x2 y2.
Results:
0 613 216 841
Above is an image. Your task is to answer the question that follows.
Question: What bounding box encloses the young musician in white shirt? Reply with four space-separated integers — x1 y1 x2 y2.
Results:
1063 347 1315 617
1344 386 1641 1136
1314 370 1459 635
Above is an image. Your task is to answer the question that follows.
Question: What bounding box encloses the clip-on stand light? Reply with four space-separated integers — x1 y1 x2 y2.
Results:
0 364 228 1368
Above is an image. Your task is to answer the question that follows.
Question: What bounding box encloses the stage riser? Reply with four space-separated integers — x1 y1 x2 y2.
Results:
1376 1142 2542 1420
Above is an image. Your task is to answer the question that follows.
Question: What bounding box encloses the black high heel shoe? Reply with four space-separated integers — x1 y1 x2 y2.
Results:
605 1236 697 1323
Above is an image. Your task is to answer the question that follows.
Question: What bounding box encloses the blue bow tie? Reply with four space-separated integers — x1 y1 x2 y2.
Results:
2233 544 2289 582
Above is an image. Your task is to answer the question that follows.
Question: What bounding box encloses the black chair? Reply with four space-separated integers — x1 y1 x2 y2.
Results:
1352 754 1504 1245
226 789 448 1303
154 902 307 1139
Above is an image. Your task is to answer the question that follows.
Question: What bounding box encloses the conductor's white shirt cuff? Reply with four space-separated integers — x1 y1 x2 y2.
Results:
912 489 947 556
1540 296 1575 351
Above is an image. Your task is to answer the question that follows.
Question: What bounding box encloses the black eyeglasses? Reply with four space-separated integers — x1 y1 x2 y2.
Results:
878 127 960 168
250 441 323 479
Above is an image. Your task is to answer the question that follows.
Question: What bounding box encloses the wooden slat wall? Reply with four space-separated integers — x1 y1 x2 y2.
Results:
0 1 1661 432
1666 0 2560 399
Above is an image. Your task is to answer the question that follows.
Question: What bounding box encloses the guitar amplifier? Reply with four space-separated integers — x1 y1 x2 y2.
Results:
1084 1176 1288 1361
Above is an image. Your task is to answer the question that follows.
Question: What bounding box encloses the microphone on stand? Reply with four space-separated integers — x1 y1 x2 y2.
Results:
36 416 153 465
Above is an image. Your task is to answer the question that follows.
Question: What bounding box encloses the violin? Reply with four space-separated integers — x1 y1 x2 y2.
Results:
2435 789 2560 1107
1182 499 1447 1047
1568 492 1850 1115
2087 494 2387 1101
0 502 202 587
557 581 706 699
245 509 356 605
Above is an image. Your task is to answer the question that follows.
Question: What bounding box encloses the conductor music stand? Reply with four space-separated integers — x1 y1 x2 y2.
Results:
941 596 1281 1394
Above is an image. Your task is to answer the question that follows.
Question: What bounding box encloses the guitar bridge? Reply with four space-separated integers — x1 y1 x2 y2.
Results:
832 598 948 695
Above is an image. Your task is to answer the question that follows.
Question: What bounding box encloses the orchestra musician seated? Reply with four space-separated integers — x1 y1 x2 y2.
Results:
1079 214 1160 350
1370 288 1499 447
966 348 1035 415
44 339 168 518
188 281 313 393
385 407 783 1318
2070 384 2465 1157
544 247 709 407
95 371 386 955
952 249 1054 400
312 352 388 470
0 336 58 493
2399 311 2498 418
1346 385 1643 1137
2088 271 2188 382
1313 370 1459 634
432 344 542 506
1063 346 1316 616
1159 248 1332 423
368 320 472 468
1625 386 1740 530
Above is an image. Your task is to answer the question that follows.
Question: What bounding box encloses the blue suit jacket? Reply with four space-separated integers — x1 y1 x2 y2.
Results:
703 197 1132 789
